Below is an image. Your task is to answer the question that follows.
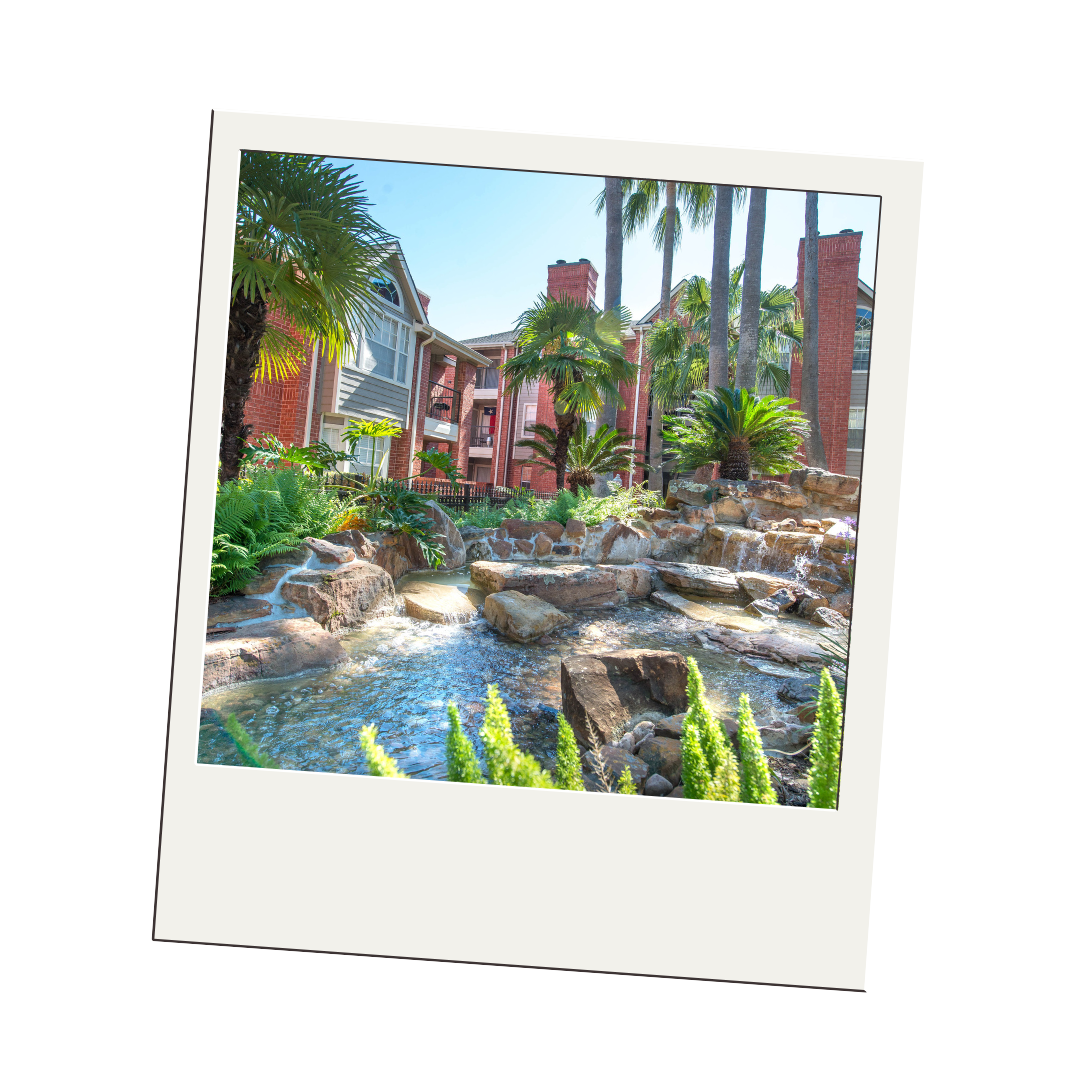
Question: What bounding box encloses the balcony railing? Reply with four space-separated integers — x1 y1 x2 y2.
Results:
470 425 496 448
427 381 461 424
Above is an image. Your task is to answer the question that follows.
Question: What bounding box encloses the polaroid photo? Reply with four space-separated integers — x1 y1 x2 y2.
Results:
154 111 921 990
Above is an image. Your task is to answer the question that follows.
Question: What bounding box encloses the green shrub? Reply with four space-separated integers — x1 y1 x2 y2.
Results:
211 466 350 595
478 685 556 788
807 668 843 810
445 703 485 784
554 713 585 791
736 694 777 805
681 657 740 801
617 767 637 795
358 724 406 779
222 713 280 768
451 499 512 529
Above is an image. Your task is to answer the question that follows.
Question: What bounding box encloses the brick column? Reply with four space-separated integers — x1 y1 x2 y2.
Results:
791 231 862 475
452 360 475 477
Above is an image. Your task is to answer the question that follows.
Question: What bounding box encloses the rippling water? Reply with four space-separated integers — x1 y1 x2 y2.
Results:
199 569 817 780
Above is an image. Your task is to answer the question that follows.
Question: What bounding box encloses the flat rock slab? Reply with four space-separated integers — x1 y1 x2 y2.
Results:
397 580 477 624
207 595 272 628
484 590 572 642
501 519 565 542
471 561 621 610
202 617 348 693
703 625 825 666
561 649 689 747
281 562 396 632
649 589 764 633
653 562 749 602
304 537 356 564
239 564 292 597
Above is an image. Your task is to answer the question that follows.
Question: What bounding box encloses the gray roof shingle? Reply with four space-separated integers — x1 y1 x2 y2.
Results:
459 330 518 346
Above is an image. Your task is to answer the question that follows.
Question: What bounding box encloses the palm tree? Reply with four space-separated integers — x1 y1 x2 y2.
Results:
647 268 800 415
734 187 767 391
598 176 626 460
663 387 810 481
501 296 635 491
221 152 393 481
515 423 642 495
801 191 829 468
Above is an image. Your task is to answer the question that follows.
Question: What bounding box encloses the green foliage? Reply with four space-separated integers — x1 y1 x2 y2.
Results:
681 657 740 801
502 297 637 419
223 713 280 768
358 724 406 779
234 152 394 381
515 423 642 495
342 418 403 481
663 386 810 479
808 669 844 810
554 714 585 792
445 703 486 785
243 432 351 475
736 694 777 805
450 499 513 529
414 449 465 493
446 484 662 531
330 477 444 568
211 466 350 595
617 767 638 795
478 685 556 788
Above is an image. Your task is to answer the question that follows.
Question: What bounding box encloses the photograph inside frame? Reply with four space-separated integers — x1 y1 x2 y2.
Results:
200 152 878 808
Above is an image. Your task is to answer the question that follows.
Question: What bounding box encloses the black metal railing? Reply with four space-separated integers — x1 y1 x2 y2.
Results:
323 473 556 512
474 367 500 390
427 381 461 424
470 425 496 448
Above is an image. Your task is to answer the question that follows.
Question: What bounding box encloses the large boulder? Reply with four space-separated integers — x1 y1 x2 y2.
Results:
561 649 689 747
604 564 653 598
398 580 478 624
789 468 860 498
423 500 466 569
471 561 622 610
303 537 355 565
207 595 272 628
735 571 797 601
202 617 348 693
583 745 650 790
579 519 652 563
281 562 396 632
653 562 750 603
239 564 293 597
373 532 427 582
635 736 684 786
502 519 565 542
665 479 719 509
321 529 377 559
483 590 572 642
811 606 851 631
822 520 857 552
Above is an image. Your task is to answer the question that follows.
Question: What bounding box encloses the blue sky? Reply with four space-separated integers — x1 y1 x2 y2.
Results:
330 157 880 342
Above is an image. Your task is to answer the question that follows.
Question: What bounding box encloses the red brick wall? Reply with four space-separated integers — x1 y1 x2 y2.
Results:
452 360 475 476
241 308 317 448
790 231 862 475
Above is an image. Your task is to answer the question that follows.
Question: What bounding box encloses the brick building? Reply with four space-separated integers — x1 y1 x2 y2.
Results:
243 231 873 490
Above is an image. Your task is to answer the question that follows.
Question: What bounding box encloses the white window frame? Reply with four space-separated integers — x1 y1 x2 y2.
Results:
351 304 412 387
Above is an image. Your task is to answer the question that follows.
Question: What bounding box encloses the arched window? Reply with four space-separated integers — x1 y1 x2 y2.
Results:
373 276 401 306
853 307 872 371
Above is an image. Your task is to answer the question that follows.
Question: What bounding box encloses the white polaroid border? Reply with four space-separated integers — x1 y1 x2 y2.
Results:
154 111 921 990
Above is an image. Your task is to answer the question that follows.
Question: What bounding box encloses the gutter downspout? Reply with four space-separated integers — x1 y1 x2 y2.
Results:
302 339 319 447
629 329 642 486
490 344 507 488
409 323 437 489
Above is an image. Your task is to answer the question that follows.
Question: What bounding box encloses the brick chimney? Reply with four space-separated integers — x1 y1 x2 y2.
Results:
547 257 597 306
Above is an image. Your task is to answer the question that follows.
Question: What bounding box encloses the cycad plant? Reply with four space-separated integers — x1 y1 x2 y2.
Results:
222 152 393 481
662 386 810 480
515 422 642 495
501 296 636 491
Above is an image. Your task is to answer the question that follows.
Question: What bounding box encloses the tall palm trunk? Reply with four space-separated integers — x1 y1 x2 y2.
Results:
599 177 624 489
709 185 734 391
219 293 268 482
734 187 767 391
552 398 577 491
801 191 828 468
648 180 678 492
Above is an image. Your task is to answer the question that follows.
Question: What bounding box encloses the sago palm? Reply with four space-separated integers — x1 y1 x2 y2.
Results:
221 152 393 481
501 296 635 490
663 386 810 480
516 422 642 495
